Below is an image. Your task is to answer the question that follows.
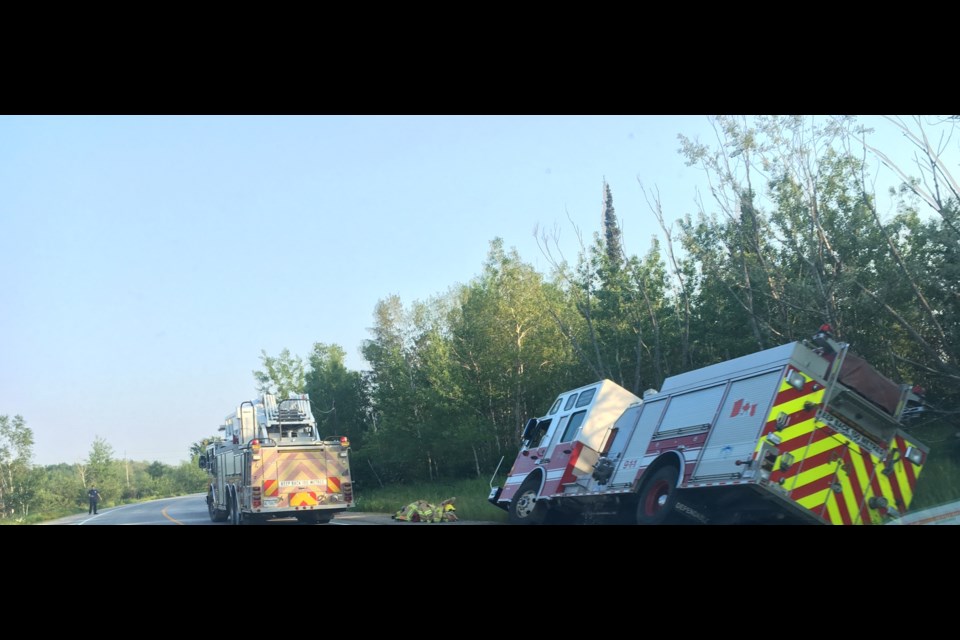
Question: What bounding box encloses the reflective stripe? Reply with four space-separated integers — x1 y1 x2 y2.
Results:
289 492 319 506
754 369 925 525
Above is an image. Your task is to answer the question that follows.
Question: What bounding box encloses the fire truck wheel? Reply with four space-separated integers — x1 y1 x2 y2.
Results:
635 466 678 525
208 491 228 523
508 476 547 525
296 512 332 524
229 488 241 526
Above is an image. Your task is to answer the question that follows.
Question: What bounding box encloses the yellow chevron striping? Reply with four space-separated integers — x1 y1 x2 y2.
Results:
796 486 829 511
845 443 876 524
808 429 843 458
823 486 843 524
846 441 870 487
792 453 837 489
327 476 341 493
263 478 278 497
748 368 924 525
777 414 818 444
856 440 896 525
841 456 870 525
775 393 816 418
874 464 895 510
810 430 867 525
289 492 318 506
893 457 914 507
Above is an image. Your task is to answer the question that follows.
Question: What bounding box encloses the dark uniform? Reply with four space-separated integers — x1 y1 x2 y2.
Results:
88 487 102 515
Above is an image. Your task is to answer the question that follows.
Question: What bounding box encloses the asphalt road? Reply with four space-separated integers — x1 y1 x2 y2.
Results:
36 493 502 525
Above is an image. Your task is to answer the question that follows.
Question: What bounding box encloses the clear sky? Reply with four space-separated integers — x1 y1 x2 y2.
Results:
0 115 951 467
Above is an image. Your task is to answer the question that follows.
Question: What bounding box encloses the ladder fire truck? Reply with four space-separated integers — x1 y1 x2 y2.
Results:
199 393 353 525
488 326 930 525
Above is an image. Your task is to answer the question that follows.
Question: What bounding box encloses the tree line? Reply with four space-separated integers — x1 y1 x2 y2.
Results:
4 115 959 520
0 424 207 522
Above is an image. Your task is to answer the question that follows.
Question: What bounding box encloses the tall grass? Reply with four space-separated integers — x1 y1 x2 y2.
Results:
911 456 960 511
351 476 509 523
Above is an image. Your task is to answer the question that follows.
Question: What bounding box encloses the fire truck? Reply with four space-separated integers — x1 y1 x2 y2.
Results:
488 327 930 525
199 393 353 525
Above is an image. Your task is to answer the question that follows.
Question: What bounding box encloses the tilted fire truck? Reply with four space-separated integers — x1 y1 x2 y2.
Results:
489 326 930 525
199 393 353 525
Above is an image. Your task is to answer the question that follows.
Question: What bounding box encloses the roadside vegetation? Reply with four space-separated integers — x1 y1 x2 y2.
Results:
350 476 509 523
914 459 960 510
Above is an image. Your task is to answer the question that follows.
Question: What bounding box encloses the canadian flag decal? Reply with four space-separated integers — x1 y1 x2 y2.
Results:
730 398 757 418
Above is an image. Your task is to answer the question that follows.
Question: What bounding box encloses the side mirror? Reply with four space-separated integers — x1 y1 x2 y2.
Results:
198 455 207 470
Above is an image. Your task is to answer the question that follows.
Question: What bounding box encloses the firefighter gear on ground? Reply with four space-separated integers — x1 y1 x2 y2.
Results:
392 497 458 522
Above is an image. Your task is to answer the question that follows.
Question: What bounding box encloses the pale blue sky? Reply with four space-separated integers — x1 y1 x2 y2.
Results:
0 115 949 466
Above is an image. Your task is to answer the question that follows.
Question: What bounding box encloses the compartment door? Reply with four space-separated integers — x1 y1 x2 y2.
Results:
691 370 780 480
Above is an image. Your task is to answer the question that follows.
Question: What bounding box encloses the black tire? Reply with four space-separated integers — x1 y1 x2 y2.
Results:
208 490 229 523
508 475 548 525
296 512 332 524
229 487 242 526
635 466 679 525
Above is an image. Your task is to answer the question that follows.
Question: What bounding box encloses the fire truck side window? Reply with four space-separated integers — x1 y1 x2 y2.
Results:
575 388 596 408
535 419 553 448
561 410 587 442
549 398 562 415
563 394 578 411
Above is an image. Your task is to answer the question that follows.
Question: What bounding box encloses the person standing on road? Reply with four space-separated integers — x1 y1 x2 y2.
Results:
88 485 102 515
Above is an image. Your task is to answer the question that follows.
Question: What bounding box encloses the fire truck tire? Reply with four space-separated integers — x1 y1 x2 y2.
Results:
634 466 678 525
296 512 332 524
508 476 548 525
208 491 228 523
229 487 241 526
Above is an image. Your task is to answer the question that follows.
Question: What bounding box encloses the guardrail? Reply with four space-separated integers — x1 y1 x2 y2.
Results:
887 499 960 525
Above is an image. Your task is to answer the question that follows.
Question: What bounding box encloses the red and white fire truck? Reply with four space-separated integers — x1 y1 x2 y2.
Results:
200 393 353 525
488 327 929 525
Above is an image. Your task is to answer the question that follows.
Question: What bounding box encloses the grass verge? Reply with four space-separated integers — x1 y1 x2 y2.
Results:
350 476 508 523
